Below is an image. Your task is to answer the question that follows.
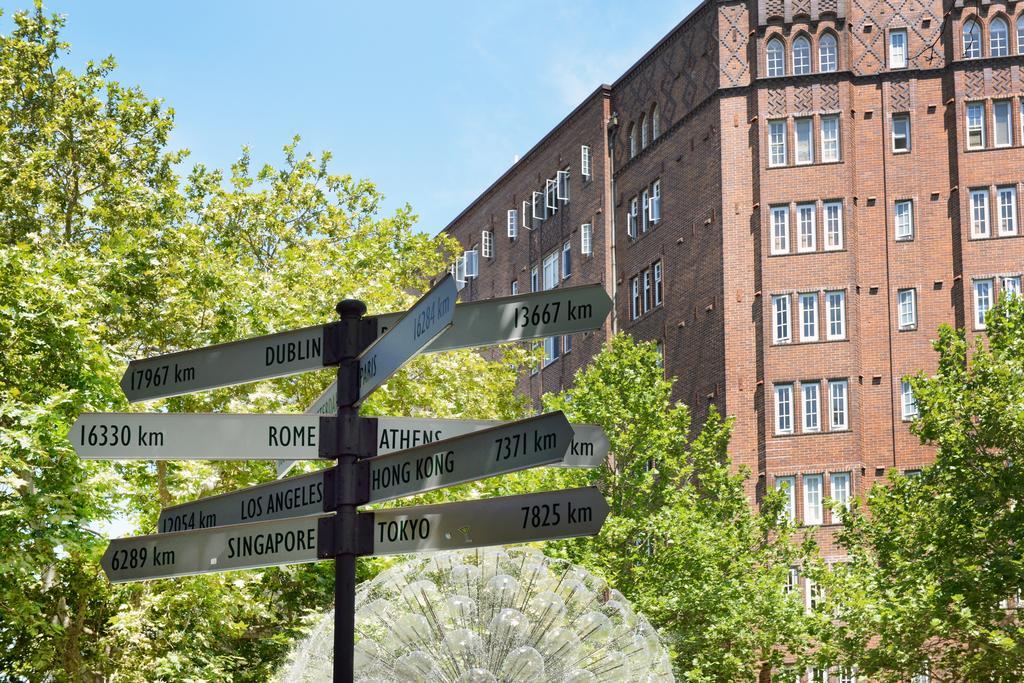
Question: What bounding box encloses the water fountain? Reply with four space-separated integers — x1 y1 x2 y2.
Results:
276 546 674 682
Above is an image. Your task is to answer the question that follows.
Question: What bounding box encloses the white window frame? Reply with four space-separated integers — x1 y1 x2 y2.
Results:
990 17 1009 57
819 33 838 72
792 35 811 75
530 266 538 292
775 384 794 435
510 280 519 296
463 250 479 279
561 241 571 279
1001 275 1021 299
452 256 466 283
641 188 650 233
997 186 1018 236
507 209 518 239
826 290 846 340
974 278 993 329
824 201 844 250
650 180 662 223
629 125 637 158
642 269 652 313
769 120 787 167
803 473 823 524
481 230 494 259
901 379 918 420
581 223 593 255
892 113 910 152
786 567 799 594
627 197 639 238
581 145 592 179
773 294 791 344
652 105 660 139
821 114 840 162
971 189 990 238
966 102 985 150
889 28 908 69
806 577 824 610
1018 16 1024 54
771 206 790 254
898 288 917 330
545 179 558 212
829 379 849 431
776 475 796 520
630 276 640 320
800 292 818 342
542 250 559 290
653 261 663 307
797 203 817 253
830 472 851 520
803 383 821 434
795 117 814 165
557 169 570 201
543 335 560 366
963 19 982 59
993 100 1013 148
532 191 544 221
767 38 786 77
895 199 914 240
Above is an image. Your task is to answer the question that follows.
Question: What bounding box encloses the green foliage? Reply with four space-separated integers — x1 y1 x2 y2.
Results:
820 297 1024 681
542 334 812 680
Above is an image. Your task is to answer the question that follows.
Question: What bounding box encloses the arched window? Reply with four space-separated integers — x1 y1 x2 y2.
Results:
640 113 648 148
651 104 660 140
767 38 785 77
793 35 811 74
990 17 1009 56
628 124 637 158
963 19 982 58
1018 15 1024 54
819 33 838 72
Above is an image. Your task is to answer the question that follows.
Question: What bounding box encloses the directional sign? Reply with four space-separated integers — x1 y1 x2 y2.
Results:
101 514 327 583
356 275 457 403
370 486 608 556
366 411 572 503
121 324 326 403
276 381 339 478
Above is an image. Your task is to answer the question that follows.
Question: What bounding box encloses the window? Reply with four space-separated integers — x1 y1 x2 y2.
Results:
544 335 560 366
892 113 910 152
824 201 844 250
826 291 846 339
507 209 518 239
898 288 917 329
654 340 663 367
786 567 799 594
889 29 908 69
797 203 816 252
807 668 828 683
1019 16 1024 54
641 188 650 233
530 266 539 292
651 105 660 139
994 100 1013 147
974 278 993 328
901 380 918 420
464 250 479 278
532 191 544 221
831 473 851 520
769 120 788 167
511 280 519 296
522 200 532 231
642 269 652 314
971 189 990 238
452 255 466 283
911 671 929 683
800 293 818 342
562 241 571 279
581 145 592 179
557 169 570 201
795 118 814 165
776 475 796 520
773 294 791 343
966 102 985 149
630 276 640 320
793 36 811 75
895 200 914 240
563 334 572 354
481 230 494 258
819 33 838 72
1001 276 1021 298
650 180 662 223
581 223 593 255
803 384 821 434
627 197 639 238
629 125 637 158
653 261 663 307
830 379 849 430
771 206 790 254
546 178 558 212
997 186 1018 236
640 114 648 149
767 38 785 77
775 385 794 435
963 19 982 58
821 115 840 162
991 17 1009 57
542 251 558 289
804 473 823 523
807 577 825 610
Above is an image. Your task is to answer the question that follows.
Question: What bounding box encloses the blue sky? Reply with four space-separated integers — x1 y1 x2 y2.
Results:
23 1 697 233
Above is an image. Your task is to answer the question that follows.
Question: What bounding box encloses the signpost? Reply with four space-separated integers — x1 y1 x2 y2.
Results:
83 276 615 682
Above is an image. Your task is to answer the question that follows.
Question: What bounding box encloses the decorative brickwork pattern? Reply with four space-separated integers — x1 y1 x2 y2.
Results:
794 86 813 113
890 78 911 110
719 3 750 88
820 83 840 110
849 0 942 75
768 88 787 116
965 69 985 97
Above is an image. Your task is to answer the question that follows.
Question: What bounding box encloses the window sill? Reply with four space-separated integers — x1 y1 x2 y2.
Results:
773 429 854 439
768 248 848 258
893 148 910 154
970 233 1022 242
765 159 844 171
771 338 849 348
898 325 918 332
895 236 915 243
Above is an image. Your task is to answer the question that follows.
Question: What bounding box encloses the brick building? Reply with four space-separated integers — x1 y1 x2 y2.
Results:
443 0 1024 655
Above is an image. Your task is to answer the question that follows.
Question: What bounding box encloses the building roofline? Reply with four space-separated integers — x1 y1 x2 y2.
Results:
611 0 714 89
440 84 612 235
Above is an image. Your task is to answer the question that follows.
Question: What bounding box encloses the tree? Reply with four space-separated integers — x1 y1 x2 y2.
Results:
820 297 1024 681
542 334 812 681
